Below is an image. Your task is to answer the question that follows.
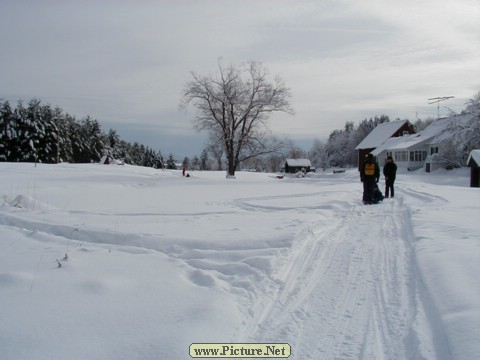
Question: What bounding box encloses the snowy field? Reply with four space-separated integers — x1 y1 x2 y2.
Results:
0 163 478 360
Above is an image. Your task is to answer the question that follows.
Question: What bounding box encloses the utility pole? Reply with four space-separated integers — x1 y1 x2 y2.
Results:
428 96 454 119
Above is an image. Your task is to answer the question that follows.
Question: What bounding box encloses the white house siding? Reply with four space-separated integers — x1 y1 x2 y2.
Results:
377 148 427 171
373 135 430 170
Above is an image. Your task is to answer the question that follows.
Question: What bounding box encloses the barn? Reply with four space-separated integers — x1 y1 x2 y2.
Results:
467 150 480 188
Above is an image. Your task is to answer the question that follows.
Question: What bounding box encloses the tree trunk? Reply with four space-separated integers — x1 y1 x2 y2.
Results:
227 150 236 177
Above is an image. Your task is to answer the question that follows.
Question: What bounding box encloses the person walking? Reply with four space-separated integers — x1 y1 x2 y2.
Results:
360 153 380 205
383 156 397 198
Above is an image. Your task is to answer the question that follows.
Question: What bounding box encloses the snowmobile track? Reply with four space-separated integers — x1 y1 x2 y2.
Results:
247 197 442 360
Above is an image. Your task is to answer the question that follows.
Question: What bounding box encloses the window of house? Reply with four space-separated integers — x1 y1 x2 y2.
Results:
410 150 427 162
395 151 408 162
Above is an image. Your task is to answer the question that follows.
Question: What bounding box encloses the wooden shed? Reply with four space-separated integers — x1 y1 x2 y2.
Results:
284 159 312 174
467 150 480 188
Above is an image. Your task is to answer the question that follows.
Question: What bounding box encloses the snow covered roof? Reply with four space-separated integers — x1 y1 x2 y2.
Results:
371 134 433 155
285 159 311 167
371 114 476 155
422 113 474 144
467 150 480 166
355 120 409 150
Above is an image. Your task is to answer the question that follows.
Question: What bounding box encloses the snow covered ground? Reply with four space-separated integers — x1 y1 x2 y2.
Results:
0 163 478 360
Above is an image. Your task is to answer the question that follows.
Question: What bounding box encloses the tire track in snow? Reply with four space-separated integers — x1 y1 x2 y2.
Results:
247 198 431 360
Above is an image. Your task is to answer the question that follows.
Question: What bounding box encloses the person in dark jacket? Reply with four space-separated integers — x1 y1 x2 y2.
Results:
383 156 397 198
360 153 380 204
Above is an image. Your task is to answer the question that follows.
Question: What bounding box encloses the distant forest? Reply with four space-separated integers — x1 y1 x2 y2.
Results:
0 99 166 168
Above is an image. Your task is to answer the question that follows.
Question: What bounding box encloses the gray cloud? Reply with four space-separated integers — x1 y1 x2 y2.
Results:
1 0 479 159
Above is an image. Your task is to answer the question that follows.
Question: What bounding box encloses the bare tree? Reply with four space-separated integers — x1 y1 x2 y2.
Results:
180 60 293 177
206 132 224 170
284 138 306 159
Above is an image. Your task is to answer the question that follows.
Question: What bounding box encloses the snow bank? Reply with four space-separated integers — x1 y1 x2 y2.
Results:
0 163 478 359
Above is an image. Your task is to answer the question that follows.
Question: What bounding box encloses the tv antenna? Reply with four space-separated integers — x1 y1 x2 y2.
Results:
428 96 454 118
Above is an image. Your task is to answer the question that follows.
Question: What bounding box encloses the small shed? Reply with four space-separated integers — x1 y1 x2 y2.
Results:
467 150 480 188
284 159 312 174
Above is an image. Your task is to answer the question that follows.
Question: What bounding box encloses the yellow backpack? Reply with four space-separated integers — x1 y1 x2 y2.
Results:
364 163 375 176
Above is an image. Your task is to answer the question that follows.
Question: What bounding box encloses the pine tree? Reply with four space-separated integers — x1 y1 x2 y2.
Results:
166 154 176 169
81 117 104 163
54 108 73 163
0 100 15 161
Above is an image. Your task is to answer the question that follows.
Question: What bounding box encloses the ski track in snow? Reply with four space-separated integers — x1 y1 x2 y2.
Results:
235 193 445 360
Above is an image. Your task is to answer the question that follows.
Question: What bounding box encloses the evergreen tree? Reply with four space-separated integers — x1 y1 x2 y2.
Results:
104 129 120 159
154 150 165 169
13 100 35 162
52 106 69 163
166 153 176 169
36 102 59 163
80 117 104 163
67 114 85 163
0 100 15 161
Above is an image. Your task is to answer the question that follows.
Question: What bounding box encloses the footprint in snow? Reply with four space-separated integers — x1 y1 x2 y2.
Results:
189 270 216 287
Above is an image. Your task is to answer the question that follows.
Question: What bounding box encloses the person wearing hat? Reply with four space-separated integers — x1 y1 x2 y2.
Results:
360 153 380 204
383 156 397 198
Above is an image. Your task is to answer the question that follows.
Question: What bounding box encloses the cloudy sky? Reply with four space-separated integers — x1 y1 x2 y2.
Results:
1 0 479 159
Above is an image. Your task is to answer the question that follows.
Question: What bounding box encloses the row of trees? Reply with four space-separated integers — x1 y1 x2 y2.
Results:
0 98 166 167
